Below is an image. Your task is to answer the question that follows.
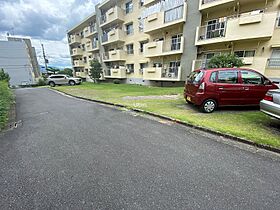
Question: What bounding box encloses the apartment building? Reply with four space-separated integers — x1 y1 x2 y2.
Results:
67 0 280 85
194 0 280 81
0 36 40 86
67 0 196 85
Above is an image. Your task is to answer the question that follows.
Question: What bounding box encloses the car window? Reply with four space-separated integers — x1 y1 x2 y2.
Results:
241 70 263 85
209 71 217 83
188 71 204 84
217 71 238 84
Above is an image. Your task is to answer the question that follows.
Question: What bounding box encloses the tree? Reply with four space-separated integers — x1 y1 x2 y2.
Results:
47 67 60 74
0 69 10 82
58 68 73 76
90 59 102 83
208 54 244 68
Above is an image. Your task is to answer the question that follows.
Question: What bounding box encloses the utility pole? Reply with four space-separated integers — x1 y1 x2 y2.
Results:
41 43 49 74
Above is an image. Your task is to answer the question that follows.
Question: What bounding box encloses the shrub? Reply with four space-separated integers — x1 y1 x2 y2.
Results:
208 54 244 68
37 78 46 86
0 68 10 82
113 79 121 84
0 81 13 130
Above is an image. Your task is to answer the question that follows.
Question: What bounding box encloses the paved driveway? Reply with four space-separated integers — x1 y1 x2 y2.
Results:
0 88 279 209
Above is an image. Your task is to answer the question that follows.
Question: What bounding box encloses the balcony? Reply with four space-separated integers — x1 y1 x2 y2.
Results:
144 37 184 58
76 72 87 78
73 60 84 67
103 50 126 62
86 42 99 52
69 35 81 45
143 0 157 6
199 0 235 11
104 66 127 79
101 28 125 46
143 66 182 81
71 48 83 57
195 11 277 46
100 6 125 28
84 25 97 38
143 3 187 33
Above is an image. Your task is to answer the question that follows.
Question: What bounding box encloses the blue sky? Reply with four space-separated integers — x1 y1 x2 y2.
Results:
0 0 100 68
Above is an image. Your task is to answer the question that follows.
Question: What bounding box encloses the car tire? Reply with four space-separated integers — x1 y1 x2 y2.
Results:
200 99 217 113
49 81 55 87
69 80 76 86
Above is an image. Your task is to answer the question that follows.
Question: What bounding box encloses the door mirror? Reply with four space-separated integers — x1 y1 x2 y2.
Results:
264 80 271 85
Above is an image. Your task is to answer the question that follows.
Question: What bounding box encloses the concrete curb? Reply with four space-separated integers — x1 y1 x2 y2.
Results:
51 88 280 154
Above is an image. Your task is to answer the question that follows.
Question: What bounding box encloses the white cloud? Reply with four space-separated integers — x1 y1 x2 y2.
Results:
0 0 101 67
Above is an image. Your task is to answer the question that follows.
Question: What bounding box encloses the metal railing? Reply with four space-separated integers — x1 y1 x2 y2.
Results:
161 67 180 79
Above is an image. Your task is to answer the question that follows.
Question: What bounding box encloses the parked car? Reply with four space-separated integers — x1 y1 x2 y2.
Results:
47 74 82 87
260 89 280 120
184 68 279 113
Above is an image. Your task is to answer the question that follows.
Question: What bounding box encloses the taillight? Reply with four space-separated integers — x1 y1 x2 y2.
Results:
198 82 205 93
264 93 273 102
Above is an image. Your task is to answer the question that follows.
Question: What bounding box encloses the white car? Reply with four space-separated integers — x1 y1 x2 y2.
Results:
47 74 82 87
260 89 280 120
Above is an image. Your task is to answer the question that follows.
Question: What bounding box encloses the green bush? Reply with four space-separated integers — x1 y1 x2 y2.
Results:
0 68 10 82
0 81 13 130
37 78 46 86
113 79 121 84
208 54 244 68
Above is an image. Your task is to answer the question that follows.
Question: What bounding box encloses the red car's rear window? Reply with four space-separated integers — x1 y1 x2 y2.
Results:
187 71 204 84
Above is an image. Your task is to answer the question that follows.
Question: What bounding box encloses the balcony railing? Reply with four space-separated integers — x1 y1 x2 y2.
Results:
144 37 184 57
104 66 127 79
100 6 125 27
143 66 182 81
196 11 277 45
267 58 280 68
101 28 125 45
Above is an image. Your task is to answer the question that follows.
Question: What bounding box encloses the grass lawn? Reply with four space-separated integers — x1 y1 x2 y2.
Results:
54 82 280 148
0 81 13 131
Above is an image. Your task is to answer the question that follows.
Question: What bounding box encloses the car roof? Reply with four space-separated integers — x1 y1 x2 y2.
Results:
195 68 258 72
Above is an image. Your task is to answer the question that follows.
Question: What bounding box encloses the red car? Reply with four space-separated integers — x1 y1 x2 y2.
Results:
184 68 279 113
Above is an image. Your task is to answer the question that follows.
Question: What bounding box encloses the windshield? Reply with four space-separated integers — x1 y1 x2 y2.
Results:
187 71 204 84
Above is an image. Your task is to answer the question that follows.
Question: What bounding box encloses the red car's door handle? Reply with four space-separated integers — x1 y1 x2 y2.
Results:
218 87 224 90
244 87 250 90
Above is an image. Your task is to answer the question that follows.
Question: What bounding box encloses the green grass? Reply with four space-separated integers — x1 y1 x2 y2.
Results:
0 81 13 130
54 82 280 148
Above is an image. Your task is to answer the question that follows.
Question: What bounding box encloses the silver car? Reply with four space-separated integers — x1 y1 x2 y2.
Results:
47 74 82 87
260 89 280 120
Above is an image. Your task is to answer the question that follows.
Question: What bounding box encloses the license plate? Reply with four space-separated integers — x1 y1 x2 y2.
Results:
187 96 191 102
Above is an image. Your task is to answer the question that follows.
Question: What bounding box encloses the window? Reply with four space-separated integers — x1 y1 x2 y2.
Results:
268 48 280 67
171 34 182 51
126 44 134 54
188 71 204 84
140 63 147 74
153 62 162 67
82 44 85 51
241 70 263 85
277 14 280 27
210 72 217 83
83 57 87 63
126 23 133 35
139 41 147 53
139 0 144 7
217 71 238 84
205 18 227 39
234 50 255 58
125 1 133 14
127 64 134 73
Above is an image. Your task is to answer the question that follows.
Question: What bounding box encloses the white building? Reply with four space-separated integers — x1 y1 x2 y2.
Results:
0 37 40 86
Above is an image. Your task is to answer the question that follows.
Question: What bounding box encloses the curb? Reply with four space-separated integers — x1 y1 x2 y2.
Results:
51 88 280 154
